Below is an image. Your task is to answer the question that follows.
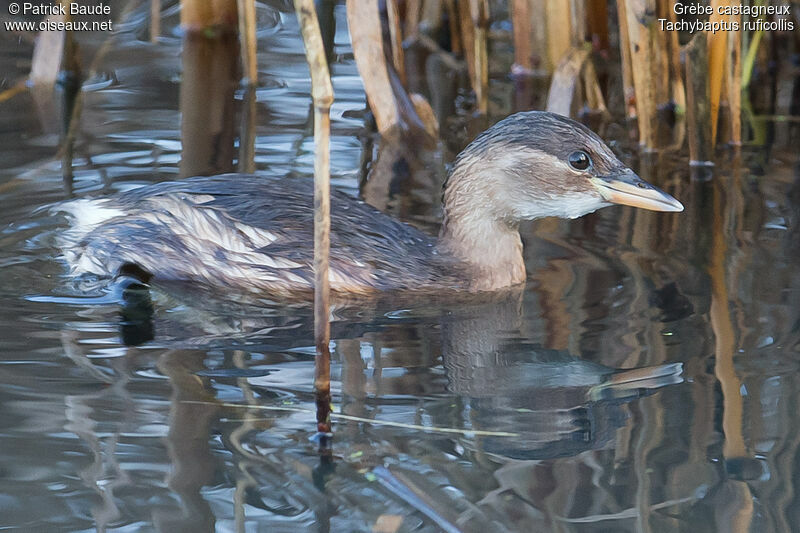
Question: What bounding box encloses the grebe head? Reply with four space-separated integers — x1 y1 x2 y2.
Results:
444 111 683 224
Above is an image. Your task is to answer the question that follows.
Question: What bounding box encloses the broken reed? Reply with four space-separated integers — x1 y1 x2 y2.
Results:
36 0 773 182
383 0 758 158
171 0 758 158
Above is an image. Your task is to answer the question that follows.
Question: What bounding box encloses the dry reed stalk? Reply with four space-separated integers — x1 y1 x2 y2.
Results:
457 1 476 92
409 93 439 138
582 57 609 116
386 0 406 86
726 14 742 145
28 1 80 188
180 0 238 31
510 0 554 76
405 0 422 36
529 0 548 72
239 85 256 173
60 29 81 193
443 0 461 55
0 83 26 104
586 0 609 51
179 33 238 177
620 0 670 149
651 1 670 107
237 0 257 84
470 0 489 114
545 48 610 120
30 0 76 87
568 0 586 46
545 0 571 73
685 33 713 165
150 0 160 42
511 0 533 72
708 0 730 147
663 0 685 148
420 0 443 32
346 0 401 135
294 0 334 436
30 17 66 87
615 0 636 120
546 48 588 116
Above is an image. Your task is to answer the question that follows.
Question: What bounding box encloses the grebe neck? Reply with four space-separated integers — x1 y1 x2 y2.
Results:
437 163 526 291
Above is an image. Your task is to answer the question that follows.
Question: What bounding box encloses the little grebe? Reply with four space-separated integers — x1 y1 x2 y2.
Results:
57 112 683 295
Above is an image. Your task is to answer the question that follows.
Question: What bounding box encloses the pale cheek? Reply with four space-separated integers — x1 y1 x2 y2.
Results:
514 193 605 220
559 195 607 219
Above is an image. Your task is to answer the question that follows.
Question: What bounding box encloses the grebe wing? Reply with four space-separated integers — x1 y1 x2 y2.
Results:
65 174 447 292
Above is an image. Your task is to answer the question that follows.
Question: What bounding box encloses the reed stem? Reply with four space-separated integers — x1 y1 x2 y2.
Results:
470 0 489 114
386 0 406 86
685 32 713 165
294 0 334 438
347 0 400 135
180 0 237 32
237 0 258 85
726 20 742 145
708 0 729 147
150 0 160 43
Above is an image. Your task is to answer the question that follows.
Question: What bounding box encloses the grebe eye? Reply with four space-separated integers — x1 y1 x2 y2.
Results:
568 151 592 171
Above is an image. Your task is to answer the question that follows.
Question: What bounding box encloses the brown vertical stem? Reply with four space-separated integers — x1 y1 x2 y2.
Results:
386 0 406 86
295 0 335 438
179 1 239 177
708 0 729 147
726 14 742 145
60 51 80 196
179 32 239 177
457 2 476 93
237 0 258 85
586 0 608 51
443 0 461 55
347 0 400 135
470 0 489 114
180 0 238 31
60 12 82 194
405 0 422 36
621 0 662 149
546 47 588 116
150 0 160 42
568 0 586 46
685 32 713 165
511 0 533 73
239 85 256 173
30 9 67 87
663 0 685 148
545 0 571 73
420 0 443 33
616 0 636 120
